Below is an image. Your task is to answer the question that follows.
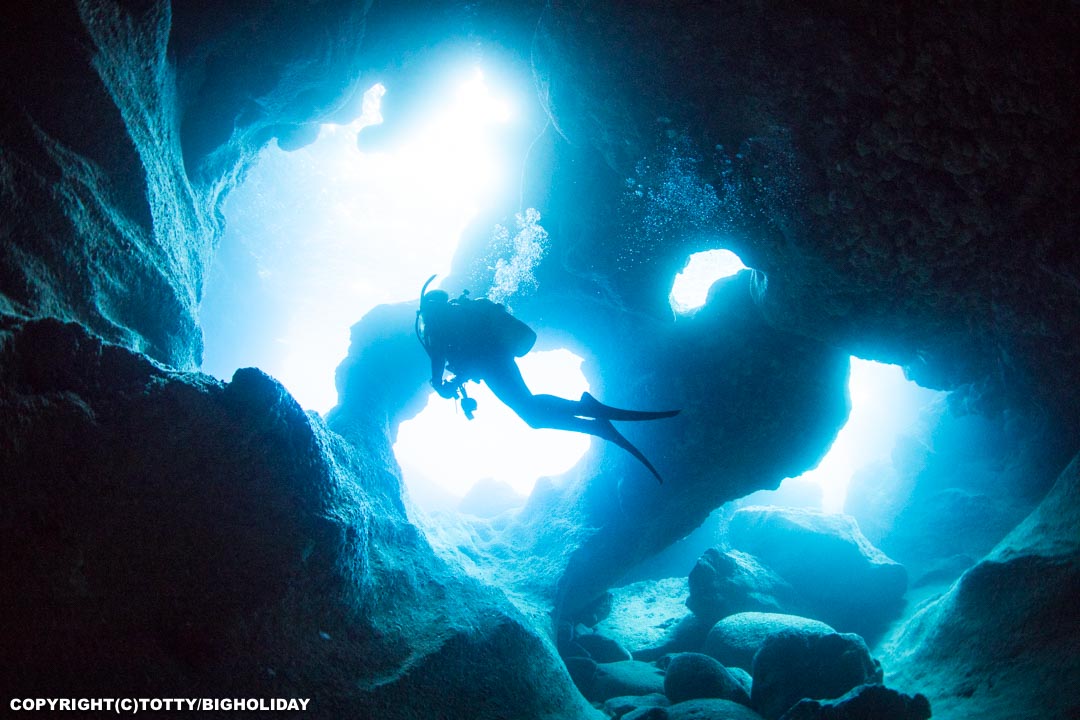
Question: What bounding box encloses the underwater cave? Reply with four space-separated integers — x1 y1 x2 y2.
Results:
2 2 1079 720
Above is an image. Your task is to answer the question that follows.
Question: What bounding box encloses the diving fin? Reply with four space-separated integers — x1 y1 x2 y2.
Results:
578 392 681 422
598 418 666 485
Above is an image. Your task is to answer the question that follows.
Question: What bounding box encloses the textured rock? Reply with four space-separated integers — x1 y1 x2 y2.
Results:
844 406 1070 587
667 698 768 720
533 1 1080 428
728 667 753 698
0 318 598 720
588 661 666 703
3 3 1080 719
725 507 906 639
664 653 751 706
687 548 798 625
0 0 370 369
595 577 700 660
492 271 853 621
882 452 1080 720
604 693 670 720
625 708 671 720
779 683 931 720
751 631 883 720
564 656 598 697
704 613 836 673
576 631 632 663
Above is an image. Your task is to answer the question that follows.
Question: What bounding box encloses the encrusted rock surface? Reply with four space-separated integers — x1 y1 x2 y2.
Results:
779 683 931 720
687 548 798 625
882 452 1080 720
725 507 907 639
704 613 836 673
0 317 598 719
751 631 882 720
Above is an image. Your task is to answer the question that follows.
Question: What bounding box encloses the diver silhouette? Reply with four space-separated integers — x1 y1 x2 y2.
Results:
415 276 679 483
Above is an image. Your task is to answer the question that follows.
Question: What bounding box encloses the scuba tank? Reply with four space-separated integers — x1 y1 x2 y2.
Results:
416 274 478 419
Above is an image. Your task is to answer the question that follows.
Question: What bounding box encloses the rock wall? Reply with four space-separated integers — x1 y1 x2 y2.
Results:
0 0 370 368
532 0 1080 426
0 317 597 718
882 451 1080 720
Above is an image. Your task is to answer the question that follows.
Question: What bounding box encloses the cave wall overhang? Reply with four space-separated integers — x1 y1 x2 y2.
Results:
531 0 1080 430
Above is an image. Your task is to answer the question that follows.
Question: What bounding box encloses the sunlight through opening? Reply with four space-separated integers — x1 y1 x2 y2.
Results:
669 249 746 314
394 348 592 510
791 358 947 512
200 68 514 414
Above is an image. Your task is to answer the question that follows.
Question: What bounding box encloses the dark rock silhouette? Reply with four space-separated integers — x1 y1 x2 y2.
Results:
779 683 931 720
751 631 883 720
0 318 596 719
664 652 751 706
725 507 907 641
704 613 837 674
687 548 798 625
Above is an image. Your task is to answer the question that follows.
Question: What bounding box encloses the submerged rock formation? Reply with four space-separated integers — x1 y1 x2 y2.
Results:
0 317 596 718
2 0 1079 717
882 452 1080 720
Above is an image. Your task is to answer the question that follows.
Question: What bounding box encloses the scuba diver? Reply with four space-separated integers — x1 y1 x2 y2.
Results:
415 275 679 483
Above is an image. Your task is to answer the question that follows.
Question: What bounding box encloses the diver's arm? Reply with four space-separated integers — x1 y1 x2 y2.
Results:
430 352 456 399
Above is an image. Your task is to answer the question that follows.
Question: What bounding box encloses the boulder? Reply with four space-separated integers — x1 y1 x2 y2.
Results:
779 683 931 720
576 631 633 663
625 708 671 720
564 656 598 696
0 319 600 720
751 631 883 720
704 613 836 672
687 549 797 624
664 653 751 706
882 452 1080 720
667 698 768 720
725 507 907 638
589 661 666 703
604 693 670 720
728 667 753 698
596 577 705 660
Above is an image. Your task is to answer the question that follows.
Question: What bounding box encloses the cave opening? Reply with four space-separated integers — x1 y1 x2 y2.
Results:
394 347 592 514
199 69 516 414
197 65 594 510
769 357 948 512
669 248 746 315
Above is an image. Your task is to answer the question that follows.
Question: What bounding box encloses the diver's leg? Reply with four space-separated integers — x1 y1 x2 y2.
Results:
577 392 681 421
483 362 665 483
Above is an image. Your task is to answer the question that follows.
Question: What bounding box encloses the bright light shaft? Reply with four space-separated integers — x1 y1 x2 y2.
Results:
669 249 746 314
205 71 513 413
394 349 592 498
799 358 947 512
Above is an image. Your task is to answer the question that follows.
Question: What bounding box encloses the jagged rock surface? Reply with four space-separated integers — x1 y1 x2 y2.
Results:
751 631 883 720
687 548 798 625
704 613 837 674
0 318 598 719
779 683 931 720
882 452 1080 720
725 507 907 640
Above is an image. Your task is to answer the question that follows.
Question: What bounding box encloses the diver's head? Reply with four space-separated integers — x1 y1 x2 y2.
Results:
420 289 450 313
